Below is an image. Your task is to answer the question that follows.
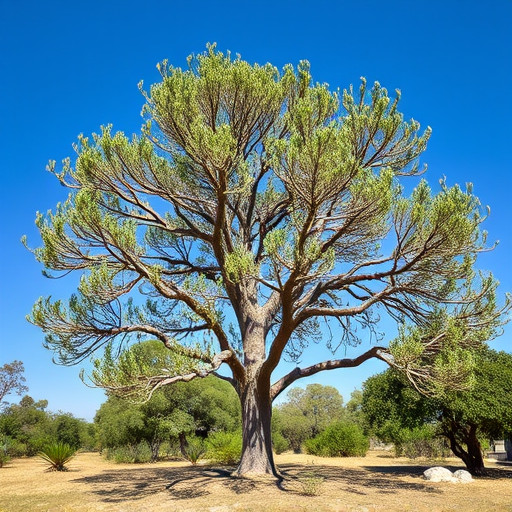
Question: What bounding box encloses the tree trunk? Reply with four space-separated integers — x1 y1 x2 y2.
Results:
233 378 279 478
150 438 161 463
446 424 486 476
464 426 486 476
178 432 188 458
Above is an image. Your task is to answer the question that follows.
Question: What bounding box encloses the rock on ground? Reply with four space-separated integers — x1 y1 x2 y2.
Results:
453 469 473 483
423 467 473 483
424 467 457 482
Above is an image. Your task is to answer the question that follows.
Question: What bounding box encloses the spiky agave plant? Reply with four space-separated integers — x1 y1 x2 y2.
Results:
182 438 206 465
38 442 76 471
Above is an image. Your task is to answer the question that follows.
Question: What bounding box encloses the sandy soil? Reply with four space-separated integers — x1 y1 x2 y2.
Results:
0 451 511 512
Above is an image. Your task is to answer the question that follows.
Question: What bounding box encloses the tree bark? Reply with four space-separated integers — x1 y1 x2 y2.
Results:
233 377 279 478
464 425 486 476
446 423 486 476
178 432 188 458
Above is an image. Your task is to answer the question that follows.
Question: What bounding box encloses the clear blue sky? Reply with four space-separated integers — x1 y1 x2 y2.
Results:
0 0 511 421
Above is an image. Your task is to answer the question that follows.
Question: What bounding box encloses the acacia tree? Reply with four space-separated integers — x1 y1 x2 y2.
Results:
27 46 509 477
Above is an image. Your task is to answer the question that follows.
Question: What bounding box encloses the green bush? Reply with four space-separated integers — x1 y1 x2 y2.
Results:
106 441 152 463
182 437 206 464
395 426 450 459
38 442 76 471
206 431 242 465
6 438 28 458
304 422 369 457
272 431 290 454
159 440 182 459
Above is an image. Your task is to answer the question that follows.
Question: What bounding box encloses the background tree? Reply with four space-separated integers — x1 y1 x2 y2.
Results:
0 395 92 456
27 45 510 476
0 361 28 406
344 390 365 427
361 349 512 475
94 345 240 461
273 383 344 452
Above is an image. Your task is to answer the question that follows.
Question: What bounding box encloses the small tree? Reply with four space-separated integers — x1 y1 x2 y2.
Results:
0 361 28 407
361 349 512 475
27 45 510 476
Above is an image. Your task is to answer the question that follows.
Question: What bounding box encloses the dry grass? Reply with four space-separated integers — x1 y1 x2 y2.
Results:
0 451 511 512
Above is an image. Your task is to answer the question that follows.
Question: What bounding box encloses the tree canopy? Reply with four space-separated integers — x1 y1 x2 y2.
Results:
27 45 510 476
0 361 28 407
361 349 512 474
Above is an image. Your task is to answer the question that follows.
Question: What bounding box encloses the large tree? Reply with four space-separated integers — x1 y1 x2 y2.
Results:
27 45 510 477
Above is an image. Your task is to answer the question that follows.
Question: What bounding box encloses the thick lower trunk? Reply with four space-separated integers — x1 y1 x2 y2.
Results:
447 425 486 476
465 428 486 476
233 380 278 478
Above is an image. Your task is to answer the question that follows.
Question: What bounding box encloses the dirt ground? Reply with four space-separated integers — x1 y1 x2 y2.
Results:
0 451 511 512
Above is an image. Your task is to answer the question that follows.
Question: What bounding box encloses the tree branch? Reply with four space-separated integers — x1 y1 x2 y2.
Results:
270 346 393 400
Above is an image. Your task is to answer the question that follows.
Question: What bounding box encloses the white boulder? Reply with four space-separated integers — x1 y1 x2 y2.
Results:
423 467 456 483
423 467 474 483
453 469 473 483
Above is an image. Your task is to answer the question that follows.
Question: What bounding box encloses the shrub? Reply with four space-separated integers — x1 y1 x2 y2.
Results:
182 437 206 465
105 441 152 463
38 442 76 471
304 422 369 457
159 440 182 459
6 438 28 458
272 431 290 454
298 471 324 496
206 431 242 465
395 426 450 459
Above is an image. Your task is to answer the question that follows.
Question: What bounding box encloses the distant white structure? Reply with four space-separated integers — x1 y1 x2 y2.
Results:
487 440 510 461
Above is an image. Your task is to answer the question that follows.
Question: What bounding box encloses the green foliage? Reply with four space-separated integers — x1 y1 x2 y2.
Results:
395 425 450 459
361 370 436 443
0 361 28 405
206 430 242 464
0 395 93 458
271 431 289 454
53 414 84 449
105 441 153 463
344 390 364 427
94 371 241 463
182 436 206 464
89 340 208 402
272 407 311 453
362 350 512 468
304 422 369 457
0 436 10 467
38 442 76 471
273 384 345 452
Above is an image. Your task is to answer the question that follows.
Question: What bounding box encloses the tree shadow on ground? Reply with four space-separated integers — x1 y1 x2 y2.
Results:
71 461 462 504
362 463 512 480
71 465 273 503
277 464 441 495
